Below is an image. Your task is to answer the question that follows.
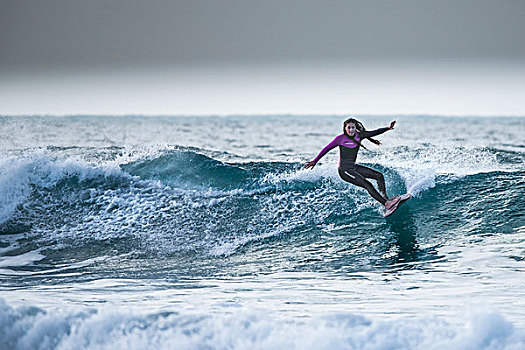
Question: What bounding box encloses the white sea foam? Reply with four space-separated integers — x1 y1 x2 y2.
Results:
262 163 338 184
1 299 524 350
0 249 45 268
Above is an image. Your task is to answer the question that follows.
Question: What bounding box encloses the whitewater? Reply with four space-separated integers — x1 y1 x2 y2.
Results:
0 115 524 350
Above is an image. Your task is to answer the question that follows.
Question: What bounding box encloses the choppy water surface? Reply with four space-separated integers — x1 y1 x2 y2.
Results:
1 115 524 349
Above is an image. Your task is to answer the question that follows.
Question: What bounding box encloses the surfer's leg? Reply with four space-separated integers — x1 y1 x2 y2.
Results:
354 165 387 199
338 168 387 205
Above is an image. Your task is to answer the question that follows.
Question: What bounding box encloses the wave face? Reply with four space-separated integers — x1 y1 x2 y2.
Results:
0 115 524 347
1 149 525 266
0 145 522 279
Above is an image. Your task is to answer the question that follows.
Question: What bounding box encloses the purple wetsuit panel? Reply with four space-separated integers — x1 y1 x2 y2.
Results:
312 128 389 168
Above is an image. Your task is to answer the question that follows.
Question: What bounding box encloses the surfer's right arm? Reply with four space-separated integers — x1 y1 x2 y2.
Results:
304 135 343 169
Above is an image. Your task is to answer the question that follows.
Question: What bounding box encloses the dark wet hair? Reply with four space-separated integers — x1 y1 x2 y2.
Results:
343 118 381 150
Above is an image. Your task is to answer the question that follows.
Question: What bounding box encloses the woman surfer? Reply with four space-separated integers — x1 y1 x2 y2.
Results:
305 118 401 212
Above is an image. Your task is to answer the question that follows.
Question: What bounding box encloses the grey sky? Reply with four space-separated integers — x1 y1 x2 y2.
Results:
2 0 525 69
2 0 525 116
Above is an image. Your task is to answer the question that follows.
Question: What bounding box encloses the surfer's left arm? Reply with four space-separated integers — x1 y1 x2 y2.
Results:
362 121 396 138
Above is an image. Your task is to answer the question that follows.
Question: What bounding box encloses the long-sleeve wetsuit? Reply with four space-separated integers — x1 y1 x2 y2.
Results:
312 127 390 204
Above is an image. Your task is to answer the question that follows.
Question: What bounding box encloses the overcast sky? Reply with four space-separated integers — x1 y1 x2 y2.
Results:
3 0 525 68
1 0 525 115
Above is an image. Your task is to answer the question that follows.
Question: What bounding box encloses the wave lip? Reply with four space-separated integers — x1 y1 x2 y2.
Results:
121 150 253 190
0 151 127 226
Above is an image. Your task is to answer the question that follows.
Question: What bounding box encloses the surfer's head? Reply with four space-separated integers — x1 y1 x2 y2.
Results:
343 118 382 148
343 118 363 137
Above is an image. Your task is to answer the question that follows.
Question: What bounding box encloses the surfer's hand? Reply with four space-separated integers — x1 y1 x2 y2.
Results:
304 161 316 169
389 121 396 130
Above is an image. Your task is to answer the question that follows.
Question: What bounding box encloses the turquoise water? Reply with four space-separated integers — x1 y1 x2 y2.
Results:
1 115 524 349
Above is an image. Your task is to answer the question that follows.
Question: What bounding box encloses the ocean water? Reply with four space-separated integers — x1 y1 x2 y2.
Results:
0 115 524 350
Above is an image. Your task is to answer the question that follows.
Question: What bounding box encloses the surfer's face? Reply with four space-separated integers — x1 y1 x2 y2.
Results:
345 123 356 136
